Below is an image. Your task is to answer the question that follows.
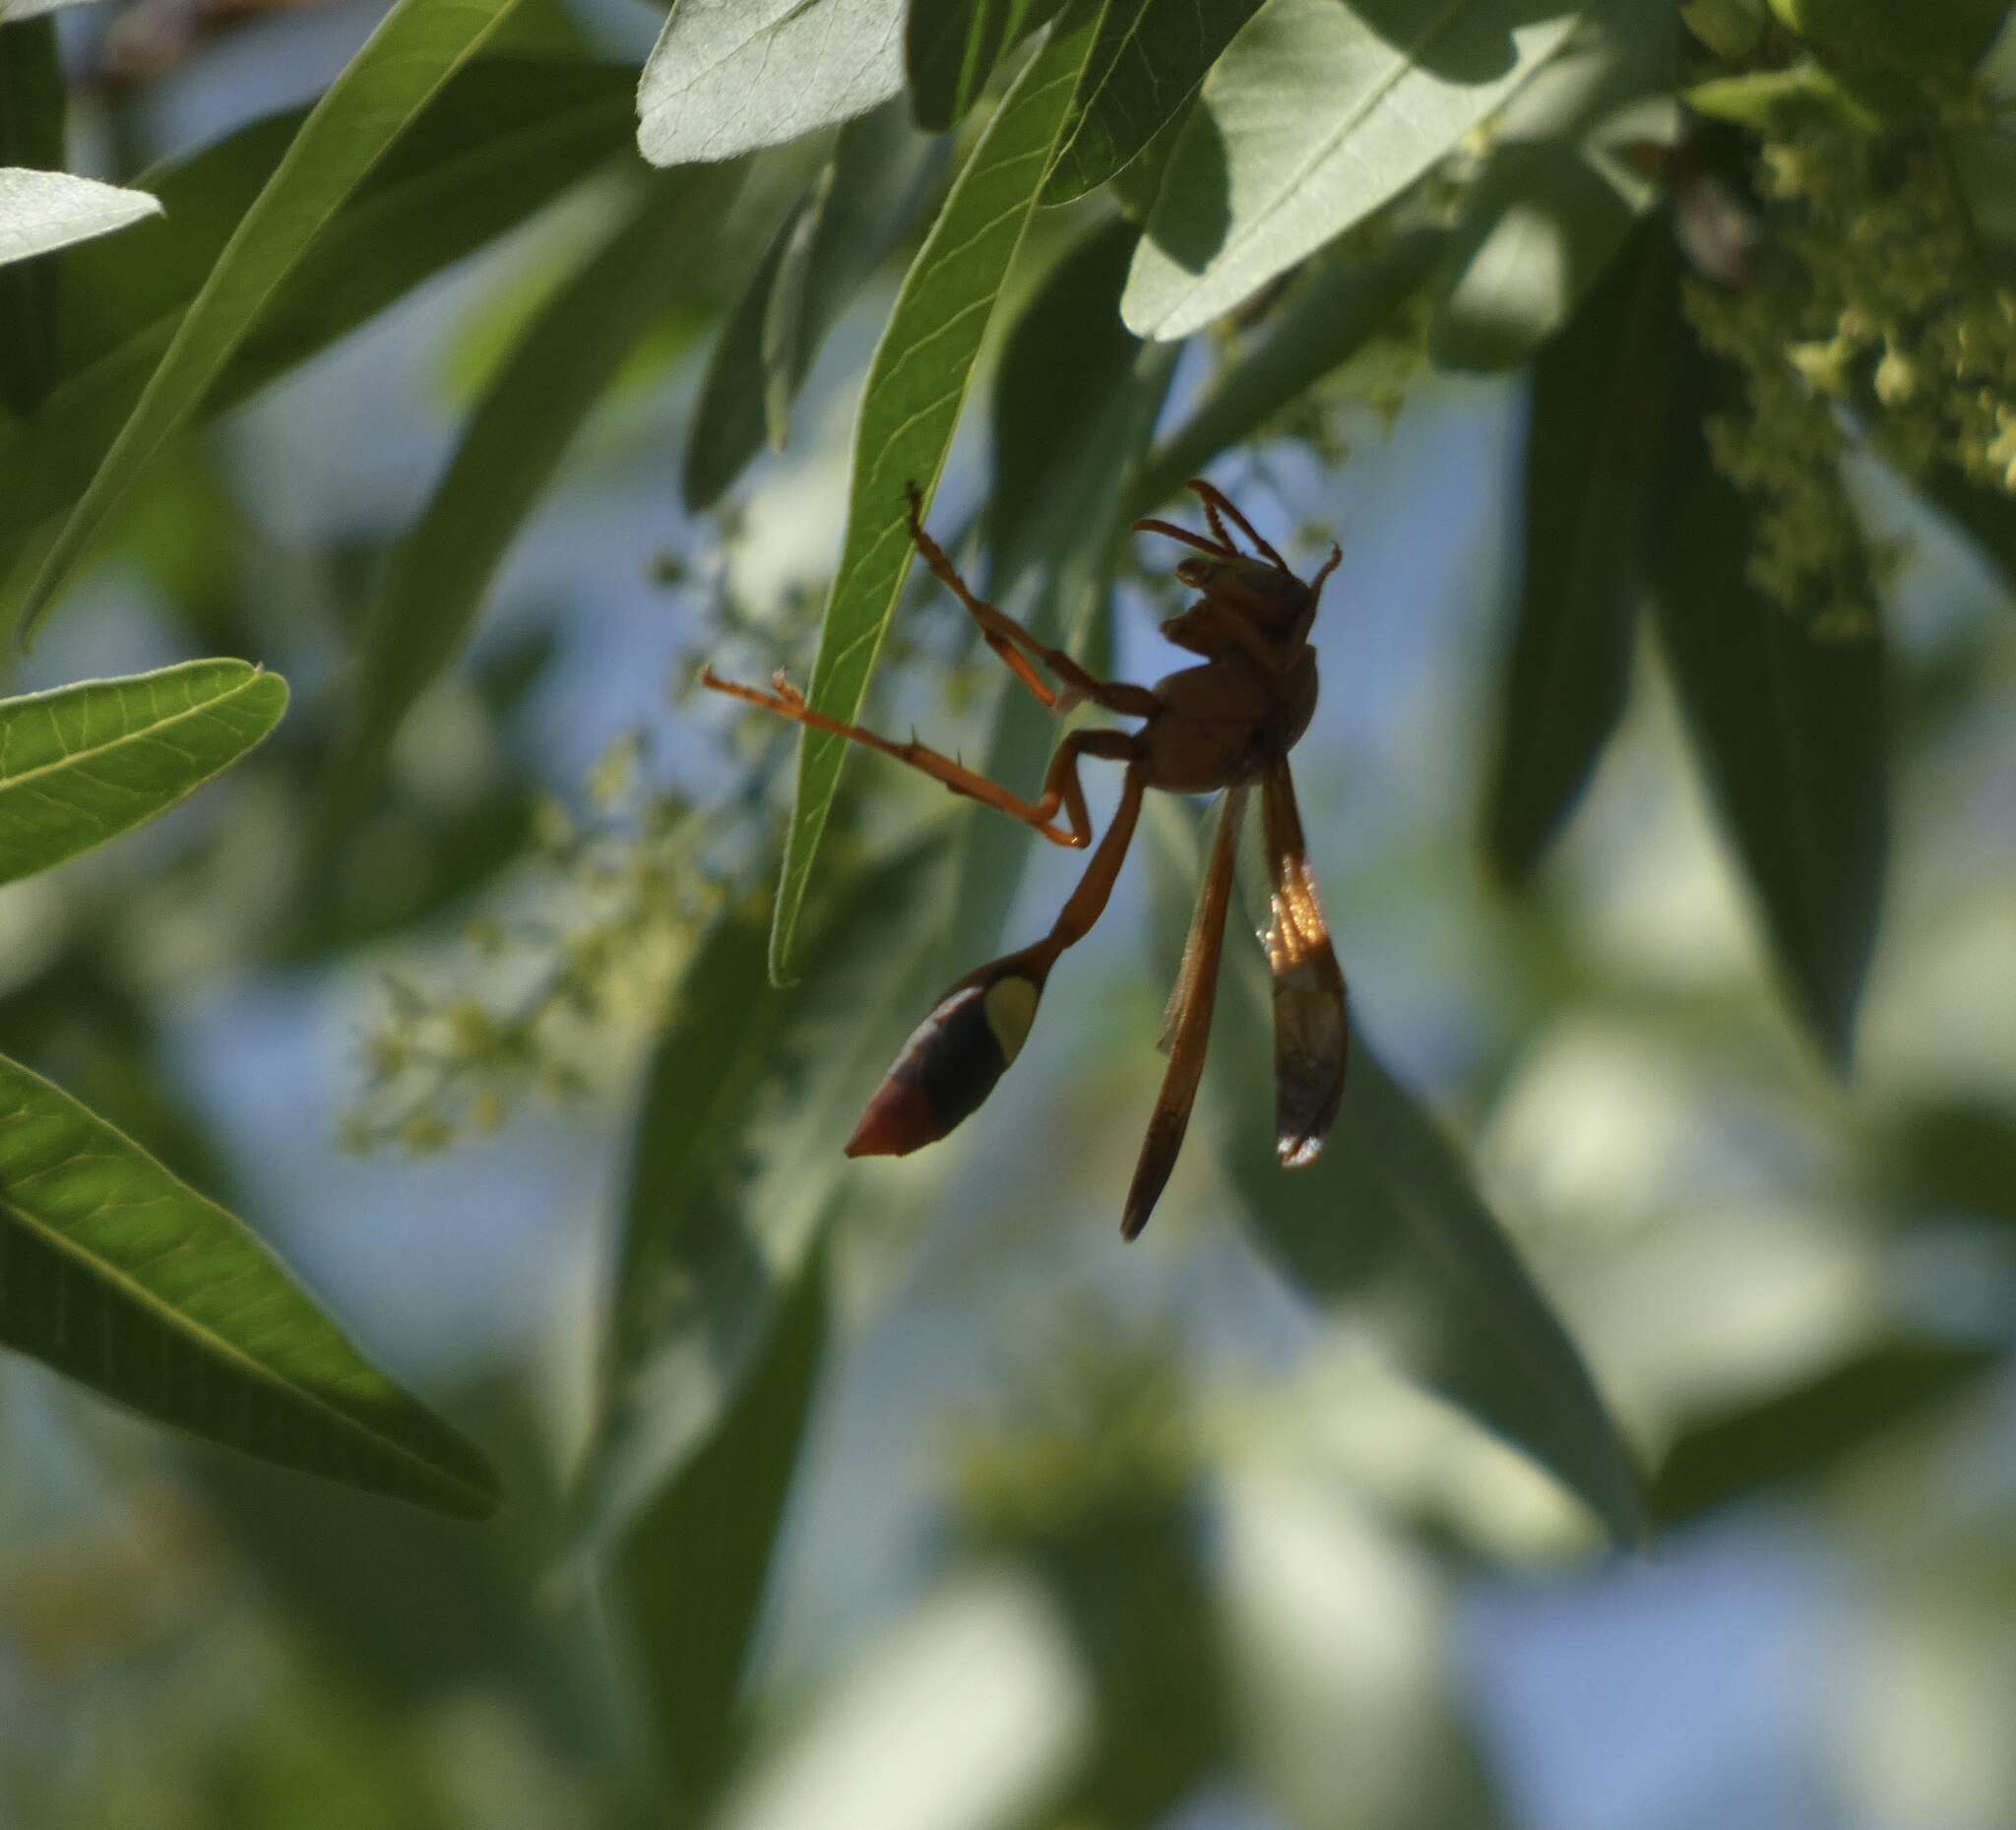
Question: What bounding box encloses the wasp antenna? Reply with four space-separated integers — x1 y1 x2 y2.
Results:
1190 478 1287 572
1132 516 1232 559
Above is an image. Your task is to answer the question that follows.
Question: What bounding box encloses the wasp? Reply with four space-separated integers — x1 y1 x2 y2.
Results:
702 478 1348 1238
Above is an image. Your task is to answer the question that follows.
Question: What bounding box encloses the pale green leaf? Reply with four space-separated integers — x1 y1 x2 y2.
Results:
0 659 286 884
768 0 1119 981
638 0 906 166
320 167 744 845
17 0 529 641
0 166 158 268
1123 0 1582 340
1042 0 1263 204
0 1051 499 1518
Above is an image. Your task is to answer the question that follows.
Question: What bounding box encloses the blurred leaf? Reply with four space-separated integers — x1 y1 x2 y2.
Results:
768 1 1122 982
0 166 158 268
1127 225 1445 515
0 1051 499 1518
17 0 530 642
907 0 1066 130
318 167 744 849
1121 0 1581 340
948 219 1174 961
1682 61 1880 131
1652 1337 2005 1522
1645 328 1889 1069
1681 0 1766 59
0 0 100 17
1767 0 2008 74
1042 0 1264 204
578 835 947 1550
1881 1098 2016 1231
1914 460 2016 603
614 1239 830 1814
1151 803 1646 1546
0 17 64 414
1481 224 1675 883
1948 124 2016 279
638 0 907 166
1430 5 1680 370
686 101 947 509
0 658 286 884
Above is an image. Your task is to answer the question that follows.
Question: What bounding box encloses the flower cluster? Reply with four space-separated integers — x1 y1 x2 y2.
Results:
1684 98 2016 627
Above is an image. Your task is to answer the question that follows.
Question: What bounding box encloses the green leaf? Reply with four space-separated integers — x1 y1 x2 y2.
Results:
638 0 907 166
613 1241 830 1814
907 0 1066 130
0 60 635 586
0 166 159 268
0 18 65 414
685 102 946 510
947 220 1174 961
1949 123 2016 278
1042 0 1263 204
1126 226 1446 516
1645 329 1888 1068
1481 225 1676 883
768 0 1121 982
1683 61 1881 132
1150 804 1646 1546
577 835 948 1550
0 1051 499 1518
1122 0 1582 340
0 658 286 884
1429 5 1680 371
319 167 744 848
16 0 529 642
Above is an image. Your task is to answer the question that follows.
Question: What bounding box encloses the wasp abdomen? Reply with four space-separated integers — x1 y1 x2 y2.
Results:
845 971 1041 1158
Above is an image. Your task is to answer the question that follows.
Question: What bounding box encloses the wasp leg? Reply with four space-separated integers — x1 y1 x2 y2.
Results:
905 484 1158 719
700 669 1133 849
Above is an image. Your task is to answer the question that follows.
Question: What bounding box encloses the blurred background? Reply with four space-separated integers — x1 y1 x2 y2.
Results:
3 2 2015 1827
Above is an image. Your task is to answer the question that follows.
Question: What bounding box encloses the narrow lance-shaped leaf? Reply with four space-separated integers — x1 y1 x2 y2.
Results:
906 0 1069 131
1123 0 1582 341
1147 802 1646 1546
17 0 530 642
0 167 159 268
613 1241 831 1817
768 0 1123 982
0 659 286 884
0 17 66 413
318 166 744 851
639 0 907 166
1481 223 1676 883
1645 323 1888 1068
1042 0 1263 205
0 60 636 596
685 101 947 510
0 1052 499 1518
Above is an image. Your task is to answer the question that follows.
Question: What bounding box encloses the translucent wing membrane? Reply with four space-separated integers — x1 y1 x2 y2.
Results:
1259 758 1348 1166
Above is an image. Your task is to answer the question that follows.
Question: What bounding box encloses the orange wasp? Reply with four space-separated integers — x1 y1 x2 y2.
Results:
702 478 1349 1238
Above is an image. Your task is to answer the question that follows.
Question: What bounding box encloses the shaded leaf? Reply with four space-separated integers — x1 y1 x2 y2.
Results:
1043 0 1264 204
639 0 906 166
685 101 947 510
1429 2 1680 370
768 1 1120 981
1948 123 2016 279
0 1051 498 1518
0 59 635 593
907 0 1066 130
578 835 948 1550
320 167 744 847
1149 802 1647 1546
0 17 65 413
1645 328 1889 1069
613 1240 830 1815
18 0 530 641
0 658 286 884
0 166 158 268
1122 0 1581 340
1481 223 1676 882
1126 226 1445 516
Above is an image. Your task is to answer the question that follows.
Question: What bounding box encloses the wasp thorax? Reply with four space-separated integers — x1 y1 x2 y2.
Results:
845 966 1045 1158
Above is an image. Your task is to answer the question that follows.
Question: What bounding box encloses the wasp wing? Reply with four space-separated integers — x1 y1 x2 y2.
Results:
1259 757 1348 1167
1128 787 1246 1237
